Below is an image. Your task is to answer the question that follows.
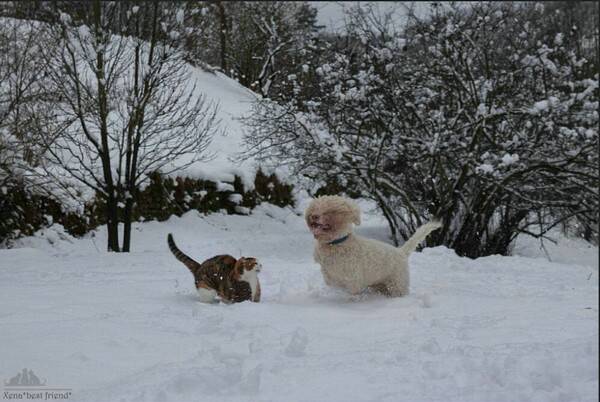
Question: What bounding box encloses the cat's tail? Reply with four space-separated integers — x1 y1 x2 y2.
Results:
397 221 442 256
167 233 202 274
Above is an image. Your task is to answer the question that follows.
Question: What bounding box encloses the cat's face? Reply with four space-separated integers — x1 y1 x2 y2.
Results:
232 257 262 279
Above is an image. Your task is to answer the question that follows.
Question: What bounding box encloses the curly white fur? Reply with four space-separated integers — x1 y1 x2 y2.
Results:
305 196 441 297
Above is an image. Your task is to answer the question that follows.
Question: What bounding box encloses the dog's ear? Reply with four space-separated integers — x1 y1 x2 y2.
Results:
304 202 314 224
348 200 361 226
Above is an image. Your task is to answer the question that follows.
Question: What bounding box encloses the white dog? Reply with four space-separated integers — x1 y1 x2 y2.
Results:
305 195 441 297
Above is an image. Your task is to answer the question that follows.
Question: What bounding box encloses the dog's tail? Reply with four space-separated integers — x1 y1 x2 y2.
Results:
167 233 202 275
398 221 442 256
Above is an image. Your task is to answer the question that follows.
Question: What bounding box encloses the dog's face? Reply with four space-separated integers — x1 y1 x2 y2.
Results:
305 196 361 242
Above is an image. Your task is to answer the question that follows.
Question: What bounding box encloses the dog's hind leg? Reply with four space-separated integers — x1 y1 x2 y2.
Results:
367 278 408 297
367 282 393 296
384 273 410 297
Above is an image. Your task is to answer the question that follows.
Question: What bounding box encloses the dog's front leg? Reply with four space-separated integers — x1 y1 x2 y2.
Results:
321 267 336 287
346 281 364 296
313 247 321 264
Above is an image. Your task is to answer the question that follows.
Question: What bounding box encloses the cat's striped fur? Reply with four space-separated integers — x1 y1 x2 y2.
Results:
167 234 261 303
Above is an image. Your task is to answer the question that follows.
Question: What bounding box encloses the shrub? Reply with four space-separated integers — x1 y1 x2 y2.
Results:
0 168 295 245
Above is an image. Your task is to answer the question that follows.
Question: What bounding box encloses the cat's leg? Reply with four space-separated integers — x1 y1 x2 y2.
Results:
253 280 261 302
196 282 218 303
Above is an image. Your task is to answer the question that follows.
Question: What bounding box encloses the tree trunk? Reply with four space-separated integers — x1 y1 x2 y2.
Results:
216 1 228 73
122 198 133 252
94 0 119 252
106 197 120 252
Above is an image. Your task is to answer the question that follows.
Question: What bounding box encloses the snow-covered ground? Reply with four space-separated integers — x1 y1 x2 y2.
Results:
1 200 598 402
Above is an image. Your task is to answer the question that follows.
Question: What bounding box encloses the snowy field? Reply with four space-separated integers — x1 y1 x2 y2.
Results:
1 199 598 402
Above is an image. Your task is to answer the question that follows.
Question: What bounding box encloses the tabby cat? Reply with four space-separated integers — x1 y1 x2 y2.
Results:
167 234 261 303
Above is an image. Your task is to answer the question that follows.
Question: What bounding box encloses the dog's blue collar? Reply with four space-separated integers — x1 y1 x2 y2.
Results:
328 234 350 246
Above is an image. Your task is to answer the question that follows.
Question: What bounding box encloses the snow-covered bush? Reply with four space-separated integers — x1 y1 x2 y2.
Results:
1 168 295 246
133 169 294 222
243 2 599 257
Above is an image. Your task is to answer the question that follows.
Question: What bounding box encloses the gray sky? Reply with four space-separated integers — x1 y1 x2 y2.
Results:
310 1 432 32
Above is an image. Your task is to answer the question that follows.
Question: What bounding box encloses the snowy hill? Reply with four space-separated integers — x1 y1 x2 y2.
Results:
168 67 260 189
2 14 265 199
1 201 597 402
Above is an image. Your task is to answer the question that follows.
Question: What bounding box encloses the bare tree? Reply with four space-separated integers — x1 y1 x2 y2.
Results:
33 1 219 252
0 17 61 243
252 14 292 97
181 1 321 98
0 18 50 172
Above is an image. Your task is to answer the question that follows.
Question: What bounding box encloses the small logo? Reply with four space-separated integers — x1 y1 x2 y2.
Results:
4 369 46 387
3 369 72 400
